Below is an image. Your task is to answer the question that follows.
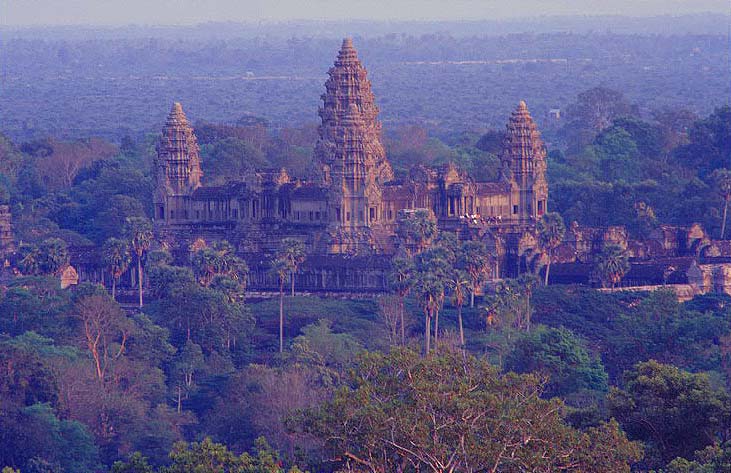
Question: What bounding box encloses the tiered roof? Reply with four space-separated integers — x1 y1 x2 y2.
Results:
500 101 547 178
158 102 202 193
315 38 393 186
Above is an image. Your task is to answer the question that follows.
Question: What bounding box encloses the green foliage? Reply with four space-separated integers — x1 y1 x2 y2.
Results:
395 208 438 254
536 212 565 284
593 126 641 182
148 437 303 473
291 319 362 374
0 403 100 473
0 277 72 337
103 237 132 297
608 360 730 468
533 287 731 381
112 453 155 473
592 243 629 288
201 137 269 185
674 105 731 176
665 442 731 473
274 238 306 296
37 238 70 275
297 348 642 472
505 326 608 400
191 241 248 290
458 240 492 307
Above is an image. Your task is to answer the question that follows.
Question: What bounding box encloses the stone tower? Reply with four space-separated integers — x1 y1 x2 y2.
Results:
315 38 394 252
0 205 14 259
500 101 548 225
153 102 202 224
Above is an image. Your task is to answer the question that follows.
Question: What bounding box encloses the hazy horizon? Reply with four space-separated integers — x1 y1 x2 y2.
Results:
2 0 729 26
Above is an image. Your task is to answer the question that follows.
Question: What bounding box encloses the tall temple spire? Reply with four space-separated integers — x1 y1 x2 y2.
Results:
500 100 548 222
157 101 202 195
315 38 393 249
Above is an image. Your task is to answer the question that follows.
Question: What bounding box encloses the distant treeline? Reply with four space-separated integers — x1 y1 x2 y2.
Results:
0 30 728 141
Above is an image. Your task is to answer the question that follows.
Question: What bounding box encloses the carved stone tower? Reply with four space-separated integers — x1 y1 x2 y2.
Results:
0 204 14 259
315 38 393 252
153 102 202 225
500 101 548 225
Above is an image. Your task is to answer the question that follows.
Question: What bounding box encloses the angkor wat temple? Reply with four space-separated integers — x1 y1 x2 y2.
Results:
3 39 731 297
153 39 547 284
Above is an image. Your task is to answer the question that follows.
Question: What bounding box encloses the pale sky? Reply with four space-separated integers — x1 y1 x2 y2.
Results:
1 0 729 26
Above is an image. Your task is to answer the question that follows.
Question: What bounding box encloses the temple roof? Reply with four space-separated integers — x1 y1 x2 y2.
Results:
336 37 358 64
165 102 190 128
500 100 546 170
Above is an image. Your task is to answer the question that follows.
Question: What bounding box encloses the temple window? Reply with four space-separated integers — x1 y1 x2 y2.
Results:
369 207 375 221
170 210 175 219
359 211 364 222
538 200 545 214
513 205 519 215
346 212 351 222
309 211 313 221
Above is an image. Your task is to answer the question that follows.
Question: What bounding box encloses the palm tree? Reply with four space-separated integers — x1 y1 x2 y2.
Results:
447 269 470 347
593 243 630 289
270 258 289 353
124 217 153 308
18 243 41 275
413 272 442 355
395 208 438 254
712 169 731 239
415 248 450 353
536 212 566 286
459 241 491 307
38 238 70 275
277 238 306 296
191 248 218 287
388 257 414 345
102 238 131 300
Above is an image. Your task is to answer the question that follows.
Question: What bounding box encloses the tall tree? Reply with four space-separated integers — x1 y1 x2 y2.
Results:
447 268 470 347
103 238 131 300
387 257 414 345
298 348 642 473
74 294 132 381
276 238 306 297
593 243 630 289
270 258 289 353
536 212 566 285
124 217 153 308
609 360 730 468
414 248 450 354
712 168 731 239
459 240 492 307
17 243 41 276
395 208 438 255
38 238 70 275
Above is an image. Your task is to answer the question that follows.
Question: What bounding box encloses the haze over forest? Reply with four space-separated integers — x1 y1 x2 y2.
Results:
0 14 729 141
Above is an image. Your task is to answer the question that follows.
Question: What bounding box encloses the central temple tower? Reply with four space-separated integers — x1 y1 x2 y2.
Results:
315 38 394 252
153 102 203 226
500 101 548 226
